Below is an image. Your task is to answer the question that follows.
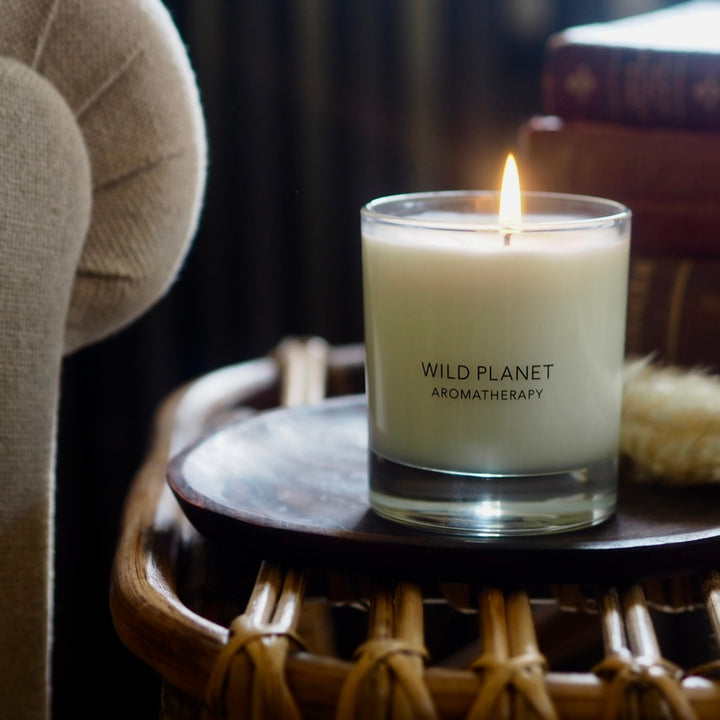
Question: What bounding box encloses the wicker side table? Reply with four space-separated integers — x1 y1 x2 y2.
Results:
111 337 720 719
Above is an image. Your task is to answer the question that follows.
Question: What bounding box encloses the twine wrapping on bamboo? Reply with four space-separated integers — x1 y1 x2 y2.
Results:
595 585 698 720
336 638 436 720
336 582 437 720
205 616 306 719
468 588 558 720
205 564 307 720
593 651 696 720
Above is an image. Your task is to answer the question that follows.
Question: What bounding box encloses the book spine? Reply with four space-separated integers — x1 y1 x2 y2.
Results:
542 40 720 130
518 117 720 256
626 257 720 369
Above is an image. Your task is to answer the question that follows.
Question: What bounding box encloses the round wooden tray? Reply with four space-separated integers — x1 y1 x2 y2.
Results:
168 395 720 584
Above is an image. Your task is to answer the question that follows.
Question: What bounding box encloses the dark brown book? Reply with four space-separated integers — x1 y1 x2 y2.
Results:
542 1 720 130
626 256 720 370
518 115 720 257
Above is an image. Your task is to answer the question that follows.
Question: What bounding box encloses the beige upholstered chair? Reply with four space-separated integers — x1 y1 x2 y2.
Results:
0 1 206 717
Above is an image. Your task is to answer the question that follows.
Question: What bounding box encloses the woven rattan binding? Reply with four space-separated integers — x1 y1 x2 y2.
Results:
111 337 720 719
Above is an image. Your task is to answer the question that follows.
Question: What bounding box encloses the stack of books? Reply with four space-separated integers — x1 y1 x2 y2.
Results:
518 0 720 368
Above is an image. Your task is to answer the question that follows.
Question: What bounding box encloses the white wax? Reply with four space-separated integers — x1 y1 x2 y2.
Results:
362 216 630 475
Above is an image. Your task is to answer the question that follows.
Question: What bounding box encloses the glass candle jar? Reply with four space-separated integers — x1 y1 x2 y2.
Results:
361 191 631 536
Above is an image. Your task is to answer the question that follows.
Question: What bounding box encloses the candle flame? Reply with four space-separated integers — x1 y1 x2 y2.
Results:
499 153 522 227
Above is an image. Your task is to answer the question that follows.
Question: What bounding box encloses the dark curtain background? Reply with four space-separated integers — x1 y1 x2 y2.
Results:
52 1 681 716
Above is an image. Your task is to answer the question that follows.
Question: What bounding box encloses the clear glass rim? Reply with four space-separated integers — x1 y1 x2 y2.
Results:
361 190 631 232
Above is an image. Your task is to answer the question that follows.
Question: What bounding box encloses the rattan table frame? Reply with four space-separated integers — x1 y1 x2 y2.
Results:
111 337 720 720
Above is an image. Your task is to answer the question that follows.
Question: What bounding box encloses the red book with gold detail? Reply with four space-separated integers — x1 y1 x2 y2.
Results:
542 0 720 130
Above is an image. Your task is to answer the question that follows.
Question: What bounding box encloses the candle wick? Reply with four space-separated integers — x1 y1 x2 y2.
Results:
504 232 511 246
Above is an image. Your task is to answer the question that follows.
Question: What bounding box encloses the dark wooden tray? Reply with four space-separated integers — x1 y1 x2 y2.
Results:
168 395 720 584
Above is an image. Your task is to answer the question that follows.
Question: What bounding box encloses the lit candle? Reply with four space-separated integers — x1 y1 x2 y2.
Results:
361 156 631 536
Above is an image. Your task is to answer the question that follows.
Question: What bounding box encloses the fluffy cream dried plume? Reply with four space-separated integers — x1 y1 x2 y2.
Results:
621 357 720 484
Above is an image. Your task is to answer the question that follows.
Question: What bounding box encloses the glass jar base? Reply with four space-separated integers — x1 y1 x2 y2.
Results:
369 453 617 537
